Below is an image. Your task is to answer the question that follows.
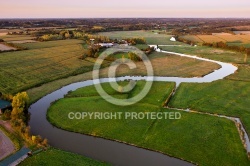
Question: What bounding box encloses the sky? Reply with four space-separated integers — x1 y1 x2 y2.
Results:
0 0 249 18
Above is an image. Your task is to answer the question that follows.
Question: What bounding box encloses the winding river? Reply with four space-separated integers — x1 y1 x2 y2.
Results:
28 46 247 166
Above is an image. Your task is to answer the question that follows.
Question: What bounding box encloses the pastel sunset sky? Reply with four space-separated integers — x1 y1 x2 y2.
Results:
0 0 249 18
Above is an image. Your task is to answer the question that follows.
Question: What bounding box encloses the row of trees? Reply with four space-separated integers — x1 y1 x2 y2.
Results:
37 30 111 43
202 41 249 53
124 37 146 45
38 34 64 41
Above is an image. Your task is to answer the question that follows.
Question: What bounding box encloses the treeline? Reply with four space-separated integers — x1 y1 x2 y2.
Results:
37 30 111 43
123 38 146 45
202 41 250 53
177 37 250 54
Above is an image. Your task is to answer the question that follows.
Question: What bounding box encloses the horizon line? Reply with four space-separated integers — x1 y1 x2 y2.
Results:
0 17 250 19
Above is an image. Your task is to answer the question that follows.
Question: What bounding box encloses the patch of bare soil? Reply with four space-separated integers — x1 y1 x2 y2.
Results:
0 43 16 51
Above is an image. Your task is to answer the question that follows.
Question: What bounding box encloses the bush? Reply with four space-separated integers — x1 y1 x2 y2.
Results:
2 109 11 120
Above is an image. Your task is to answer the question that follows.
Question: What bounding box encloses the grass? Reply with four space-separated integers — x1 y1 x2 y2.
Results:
99 30 184 45
104 51 220 78
180 34 250 47
227 64 250 82
16 39 83 49
159 45 250 64
1 37 219 96
0 39 103 94
169 79 250 134
19 148 110 166
47 81 250 165
1 35 35 42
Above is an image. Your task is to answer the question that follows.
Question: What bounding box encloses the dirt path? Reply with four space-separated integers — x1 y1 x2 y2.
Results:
0 43 16 51
0 130 15 160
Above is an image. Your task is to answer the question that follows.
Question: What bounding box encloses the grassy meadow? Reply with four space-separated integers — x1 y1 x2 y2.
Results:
47 81 250 166
19 148 110 166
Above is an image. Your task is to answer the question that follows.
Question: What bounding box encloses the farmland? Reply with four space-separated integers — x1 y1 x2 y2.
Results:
47 81 250 166
19 148 110 166
0 35 35 42
99 30 184 45
25 50 220 104
0 34 220 100
180 34 250 47
0 39 98 94
159 45 249 64
1 28 249 166
101 51 220 78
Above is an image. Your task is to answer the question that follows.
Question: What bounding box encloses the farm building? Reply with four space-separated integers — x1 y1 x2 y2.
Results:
170 37 176 42
0 99 11 114
98 43 114 47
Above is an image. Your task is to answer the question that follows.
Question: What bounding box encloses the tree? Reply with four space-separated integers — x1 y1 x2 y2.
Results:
122 55 125 63
11 92 29 121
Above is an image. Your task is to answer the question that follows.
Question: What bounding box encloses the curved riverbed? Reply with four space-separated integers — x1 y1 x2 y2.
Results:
29 47 239 166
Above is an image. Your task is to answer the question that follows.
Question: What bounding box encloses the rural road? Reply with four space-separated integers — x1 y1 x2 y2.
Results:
0 130 15 160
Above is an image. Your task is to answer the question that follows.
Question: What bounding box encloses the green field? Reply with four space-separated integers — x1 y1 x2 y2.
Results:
19 148 110 166
47 81 249 166
99 30 184 45
227 64 250 82
0 39 103 94
169 79 250 133
159 45 250 64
